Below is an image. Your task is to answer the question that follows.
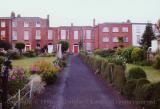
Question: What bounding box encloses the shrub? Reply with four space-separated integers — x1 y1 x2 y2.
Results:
23 50 36 57
153 54 160 69
0 51 5 56
127 67 146 80
8 67 28 95
41 73 57 85
6 50 21 59
0 56 4 69
115 47 123 55
121 47 134 63
59 40 69 53
131 47 143 62
94 49 115 57
135 60 152 66
123 79 137 99
15 42 25 55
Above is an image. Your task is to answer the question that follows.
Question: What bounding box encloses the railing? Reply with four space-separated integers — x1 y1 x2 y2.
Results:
7 80 33 109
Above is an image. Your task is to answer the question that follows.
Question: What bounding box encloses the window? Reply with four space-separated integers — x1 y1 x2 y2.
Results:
12 31 17 40
102 37 109 42
24 31 29 40
86 43 92 50
123 36 128 42
137 35 141 43
61 30 66 40
36 30 41 40
12 21 17 27
112 27 119 32
112 36 118 42
74 31 78 40
136 26 141 33
1 21 5 27
1 31 6 40
102 27 109 32
122 27 128 32
86 30 91 39
48 30 53 40
24 21 29 27
36 21 41 27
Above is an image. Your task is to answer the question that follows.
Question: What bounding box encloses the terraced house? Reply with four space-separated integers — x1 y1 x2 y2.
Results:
0 12 156 53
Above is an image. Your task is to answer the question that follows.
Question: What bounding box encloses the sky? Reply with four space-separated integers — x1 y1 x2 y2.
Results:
0 0 160 26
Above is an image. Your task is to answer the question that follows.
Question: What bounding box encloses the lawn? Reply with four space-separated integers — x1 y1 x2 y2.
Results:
12 56 56 70
126 64 160 83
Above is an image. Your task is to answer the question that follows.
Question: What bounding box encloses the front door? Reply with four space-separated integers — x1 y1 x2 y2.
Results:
74 45 79 54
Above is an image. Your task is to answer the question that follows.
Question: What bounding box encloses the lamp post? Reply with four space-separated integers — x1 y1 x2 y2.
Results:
0 54 12 109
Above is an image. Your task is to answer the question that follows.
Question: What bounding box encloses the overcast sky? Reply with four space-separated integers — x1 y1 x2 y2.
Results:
0 0 160 26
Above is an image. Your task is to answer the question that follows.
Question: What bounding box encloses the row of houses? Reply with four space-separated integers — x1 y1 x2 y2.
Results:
0 12 158 53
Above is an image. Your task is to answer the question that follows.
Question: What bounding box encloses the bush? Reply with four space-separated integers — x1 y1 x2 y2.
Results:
123 79 137 99
127 67 146 80
23 50 36 57
59 40 69 53
6 50 21 59
121 47 134 63
153 54 160 69
131 47 143 62
0 51 5 56
41 73 57 85
135 60 152 66
94 49 115 57
0 56 4 68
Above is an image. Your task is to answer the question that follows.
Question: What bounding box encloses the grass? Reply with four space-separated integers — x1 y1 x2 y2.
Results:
12 56 56 70
126 64 160 83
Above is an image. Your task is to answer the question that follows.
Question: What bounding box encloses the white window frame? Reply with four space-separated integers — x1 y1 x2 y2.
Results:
24 31 29 40
48 30 53 40
36 21 41 27
36 30 41 40
74 31 78 40
86 43 92 50
112 36 118 42
12 31 17 40
122 27 128 32
102 27 109 32
1 21 5 27
102 36 109 42
112 27 119 32
12 21 17 27
123 36 129 42
61 30 66 40
86 30 91 39
24 21 29 27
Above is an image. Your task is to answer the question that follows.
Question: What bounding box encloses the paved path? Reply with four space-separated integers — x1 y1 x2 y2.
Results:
30 55 139 109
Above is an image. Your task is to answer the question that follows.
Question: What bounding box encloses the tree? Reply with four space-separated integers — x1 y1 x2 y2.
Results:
140 23 155 49
15 42 25 55
118 37 124 48
59 40 69 53
79 39 83 50
156 19 160 37
0 40 11 50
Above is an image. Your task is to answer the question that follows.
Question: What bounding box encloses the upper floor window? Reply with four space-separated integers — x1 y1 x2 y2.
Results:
74 31 78 40
24 31 29 40
102 36 109 42
48 30 53 40
112 36 118 42
24 21 29 27
61 30 66 40
12 21 17 27
36 30 41 40
136 26 141 33
123 36 128 42
102 27 109 32
112 27 119 32
122 27 128 32
36 21 41 27
86 30 91 39
12 31 17 40
86 43 92 50
1 21 5 27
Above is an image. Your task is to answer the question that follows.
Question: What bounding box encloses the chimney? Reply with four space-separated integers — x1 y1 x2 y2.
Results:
17 14 21 17
47 14 50 27
71 23 73 27
127 19 131 23
93 18 96 27
11 11 15 18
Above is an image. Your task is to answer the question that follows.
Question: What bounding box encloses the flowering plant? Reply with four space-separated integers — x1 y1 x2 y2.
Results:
30 66 40 74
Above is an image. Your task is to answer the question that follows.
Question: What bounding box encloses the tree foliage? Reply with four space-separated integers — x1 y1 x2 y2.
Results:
59 40 69 53
141 23 155 48
0 40 11 50
15 42 25 55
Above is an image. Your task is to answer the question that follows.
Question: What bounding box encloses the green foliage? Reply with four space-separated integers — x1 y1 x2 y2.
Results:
59 40 69 53
135 60 152 66
15 42 25 55
0 56 4 69
42 73 57 85
127 67 147 80
141 23 155 49
153 54 160 69
121 47 134 62
23 50 36 57
131 47 143 62
6 50 21 59
94 49 115 57
123 79 137 99
0 40 12 50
